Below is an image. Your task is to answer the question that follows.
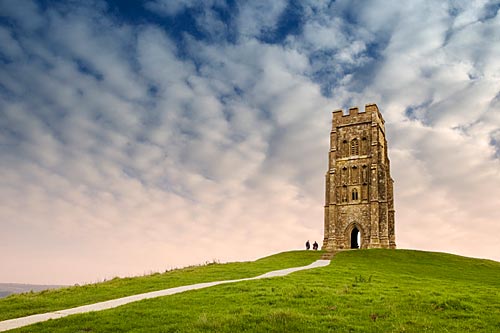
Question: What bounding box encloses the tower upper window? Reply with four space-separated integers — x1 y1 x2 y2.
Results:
352 188 359 201
351 139 359 155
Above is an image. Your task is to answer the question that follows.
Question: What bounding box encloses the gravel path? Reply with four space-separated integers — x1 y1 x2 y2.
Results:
0 259 330 332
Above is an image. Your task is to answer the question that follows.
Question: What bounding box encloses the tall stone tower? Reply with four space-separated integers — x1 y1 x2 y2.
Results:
323 103 396 251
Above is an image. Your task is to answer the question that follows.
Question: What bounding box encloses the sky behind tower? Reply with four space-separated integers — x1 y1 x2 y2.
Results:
1 0 500 284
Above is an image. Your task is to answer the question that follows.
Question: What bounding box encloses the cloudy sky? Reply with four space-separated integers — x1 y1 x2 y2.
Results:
1 0 499 285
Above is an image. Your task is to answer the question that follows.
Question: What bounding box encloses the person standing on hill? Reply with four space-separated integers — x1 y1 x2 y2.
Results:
305 240 310 250
313 241 318 250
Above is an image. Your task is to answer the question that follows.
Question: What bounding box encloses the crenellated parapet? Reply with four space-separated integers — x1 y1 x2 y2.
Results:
332 104 385 133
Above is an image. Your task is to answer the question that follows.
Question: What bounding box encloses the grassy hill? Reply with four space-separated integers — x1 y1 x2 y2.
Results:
3 249 500 332
0 251 320 322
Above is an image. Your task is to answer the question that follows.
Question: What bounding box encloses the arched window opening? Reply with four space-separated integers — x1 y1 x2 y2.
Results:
342 185 348 203
352 188 359 201
351 139 359 155
342 140 348 157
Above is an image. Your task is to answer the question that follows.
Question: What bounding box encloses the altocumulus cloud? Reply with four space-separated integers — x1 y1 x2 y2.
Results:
0 0 499 284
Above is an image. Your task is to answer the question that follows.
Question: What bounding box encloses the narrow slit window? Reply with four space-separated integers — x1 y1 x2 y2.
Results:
351 139 359 155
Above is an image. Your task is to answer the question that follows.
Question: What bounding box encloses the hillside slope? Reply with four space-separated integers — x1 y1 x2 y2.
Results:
0 251 321 322
5 249 500 332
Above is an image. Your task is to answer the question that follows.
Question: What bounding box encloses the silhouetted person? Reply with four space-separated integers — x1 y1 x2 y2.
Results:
305 240 310 250
313 241 318 250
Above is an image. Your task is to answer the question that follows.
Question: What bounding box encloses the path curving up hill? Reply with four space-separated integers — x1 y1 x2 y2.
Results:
0 259 330 332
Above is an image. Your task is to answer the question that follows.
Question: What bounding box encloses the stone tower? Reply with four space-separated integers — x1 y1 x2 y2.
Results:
322 103 396 251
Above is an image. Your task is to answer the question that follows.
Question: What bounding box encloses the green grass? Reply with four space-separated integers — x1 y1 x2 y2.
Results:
0 250 322 322
4 249 500 332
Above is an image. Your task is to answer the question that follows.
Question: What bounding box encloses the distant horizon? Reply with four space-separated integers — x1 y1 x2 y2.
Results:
1 0 500 285
2 247 499 286
0 283 66 298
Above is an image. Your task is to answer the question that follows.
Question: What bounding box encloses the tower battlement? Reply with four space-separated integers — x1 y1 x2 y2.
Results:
332 104 385 132
333 103 382 118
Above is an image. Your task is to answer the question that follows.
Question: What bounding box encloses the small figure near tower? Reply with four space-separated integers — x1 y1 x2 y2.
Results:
322 104 396 251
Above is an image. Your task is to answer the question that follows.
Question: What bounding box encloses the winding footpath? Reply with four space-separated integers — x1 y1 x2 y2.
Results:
0 259 330 332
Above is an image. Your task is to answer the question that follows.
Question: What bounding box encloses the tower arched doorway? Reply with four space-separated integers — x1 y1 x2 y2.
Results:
350 227 361 249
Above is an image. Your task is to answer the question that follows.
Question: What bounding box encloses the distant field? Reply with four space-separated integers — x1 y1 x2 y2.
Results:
0 284 65 299
4 249 500 332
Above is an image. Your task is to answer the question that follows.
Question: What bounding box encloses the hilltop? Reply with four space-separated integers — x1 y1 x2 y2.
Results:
2 249 500 332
